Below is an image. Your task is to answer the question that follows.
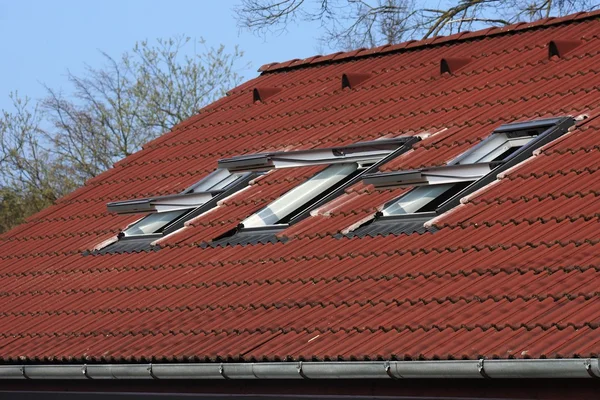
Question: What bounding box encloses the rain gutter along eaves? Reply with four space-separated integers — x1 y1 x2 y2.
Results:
0 359 599 380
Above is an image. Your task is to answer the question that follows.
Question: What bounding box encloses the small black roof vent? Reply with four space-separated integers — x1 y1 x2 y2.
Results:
341 72 372 89
440 57 471 75
253 87 282 103
548 39 582 58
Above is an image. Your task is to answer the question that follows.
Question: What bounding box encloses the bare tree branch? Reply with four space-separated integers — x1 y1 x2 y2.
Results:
0 37 245 233
235 0 600 50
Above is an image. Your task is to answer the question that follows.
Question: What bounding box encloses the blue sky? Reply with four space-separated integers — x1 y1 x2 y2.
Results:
0 0 322 111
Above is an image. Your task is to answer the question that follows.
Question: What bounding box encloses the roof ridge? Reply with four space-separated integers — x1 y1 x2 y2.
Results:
258 9 600 73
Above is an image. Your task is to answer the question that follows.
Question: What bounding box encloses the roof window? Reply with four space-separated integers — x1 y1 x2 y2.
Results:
208 137 420 246
347 117 575 237
187 168 247 193
242 163 360 228
96 169 257 254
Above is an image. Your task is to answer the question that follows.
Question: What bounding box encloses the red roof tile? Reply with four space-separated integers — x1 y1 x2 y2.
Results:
0 12 599 363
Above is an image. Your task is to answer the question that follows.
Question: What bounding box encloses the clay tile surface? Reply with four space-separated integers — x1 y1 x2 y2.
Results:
1 11 599 364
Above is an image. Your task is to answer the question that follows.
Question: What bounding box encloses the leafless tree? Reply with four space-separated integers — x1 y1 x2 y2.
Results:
43 37 244 182
0 37 244 233
235 0 599 50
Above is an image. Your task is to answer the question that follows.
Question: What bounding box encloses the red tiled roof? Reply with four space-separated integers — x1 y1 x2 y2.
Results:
0 12 599 363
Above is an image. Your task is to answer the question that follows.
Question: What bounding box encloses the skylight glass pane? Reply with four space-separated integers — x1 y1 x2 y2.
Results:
123 208 191 236
242 163 358 228
382 184 455 216
189 169 244 193
457 134 534 164
208 173 241 191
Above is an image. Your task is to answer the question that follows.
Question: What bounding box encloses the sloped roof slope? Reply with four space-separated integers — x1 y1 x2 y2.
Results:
0 12 599 363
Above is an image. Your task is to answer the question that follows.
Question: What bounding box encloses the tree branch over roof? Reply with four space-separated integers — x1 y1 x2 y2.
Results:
235 0 600 50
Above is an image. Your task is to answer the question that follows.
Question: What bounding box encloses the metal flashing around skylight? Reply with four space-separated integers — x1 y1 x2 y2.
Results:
217 137 415 172
345 212 437 238
162 173 258 236
99 173 259 255
87 236 160 255
449 117 570 166
206 225 289 248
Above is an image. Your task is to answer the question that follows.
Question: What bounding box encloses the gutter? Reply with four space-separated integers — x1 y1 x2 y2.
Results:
0 359 598 380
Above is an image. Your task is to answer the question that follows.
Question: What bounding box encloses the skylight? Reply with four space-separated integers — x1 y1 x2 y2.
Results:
97 169 259 254
208 137 421 246
187 168 246 193
111 169 253 236
349 117 576 237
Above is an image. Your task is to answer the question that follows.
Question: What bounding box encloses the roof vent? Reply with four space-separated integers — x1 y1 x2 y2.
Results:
440 57 471 75
548 39 582 58
253 87 282 103
341 72 372 89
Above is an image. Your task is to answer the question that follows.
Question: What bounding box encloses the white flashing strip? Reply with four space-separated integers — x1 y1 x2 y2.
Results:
382 184 456 216
218 139 410 172
107 192 214 215
365 163 492 190
0 359 598 380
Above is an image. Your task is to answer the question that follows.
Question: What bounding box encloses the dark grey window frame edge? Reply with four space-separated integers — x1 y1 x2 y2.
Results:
84 235 162 256
206 137 422 247
342 212 438 238
344 117 576 238
204 225 290 248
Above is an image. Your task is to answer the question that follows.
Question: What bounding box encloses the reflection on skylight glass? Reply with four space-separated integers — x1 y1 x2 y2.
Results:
123 208 191 236
189 169 244 193
382 184 455 216
456 133 534 164
242 163 358 227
